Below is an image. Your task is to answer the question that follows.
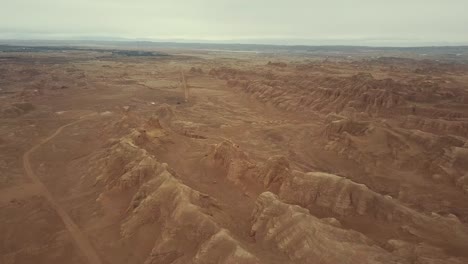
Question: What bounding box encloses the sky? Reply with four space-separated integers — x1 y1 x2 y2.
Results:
1 0 467 46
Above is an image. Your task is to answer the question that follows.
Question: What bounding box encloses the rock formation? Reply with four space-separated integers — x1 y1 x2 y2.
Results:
251 192 401 264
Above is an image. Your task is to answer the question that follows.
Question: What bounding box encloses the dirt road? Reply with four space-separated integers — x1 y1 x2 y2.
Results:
22 115 103 264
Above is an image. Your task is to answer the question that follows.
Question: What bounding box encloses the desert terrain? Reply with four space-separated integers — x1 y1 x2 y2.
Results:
1 43 468 264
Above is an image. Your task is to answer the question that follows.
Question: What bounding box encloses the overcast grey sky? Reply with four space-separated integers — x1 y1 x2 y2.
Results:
1 0 467 46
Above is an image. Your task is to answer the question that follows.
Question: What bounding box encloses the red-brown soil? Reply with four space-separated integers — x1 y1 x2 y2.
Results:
1 47 468 264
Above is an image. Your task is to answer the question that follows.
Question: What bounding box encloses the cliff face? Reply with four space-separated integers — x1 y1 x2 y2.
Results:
89 128 259 264
207 139 468 263
251 192 401 264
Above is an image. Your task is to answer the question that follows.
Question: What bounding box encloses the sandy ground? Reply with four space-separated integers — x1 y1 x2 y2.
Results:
1 48 468 264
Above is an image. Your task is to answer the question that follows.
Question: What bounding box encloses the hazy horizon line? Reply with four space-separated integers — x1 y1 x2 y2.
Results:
2 37 468 49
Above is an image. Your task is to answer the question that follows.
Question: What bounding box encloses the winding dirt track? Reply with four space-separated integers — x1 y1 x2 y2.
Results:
22 115 103 264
